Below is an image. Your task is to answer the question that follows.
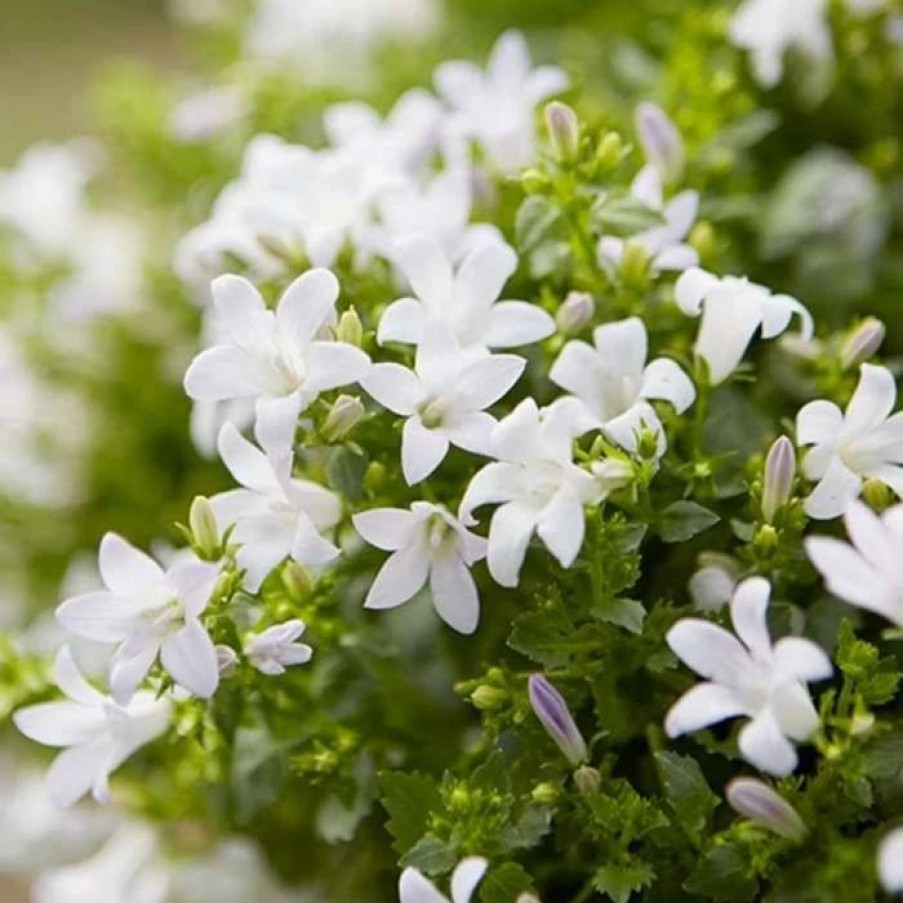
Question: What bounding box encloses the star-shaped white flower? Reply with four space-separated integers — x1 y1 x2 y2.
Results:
665 577 832 777
184 269 370 452
378 237 554 350
244 619 313 675
675 267 814 386
729 0 832 88
13 647 171 807
56 535 221 704
806 501 903 624
210 424 342 593
353 502 487 634
362 320 525 483
399 857 488 903
797 364 903 519
548 316 695 455
460 399 602 588
598 166 699 274
435 29 568 172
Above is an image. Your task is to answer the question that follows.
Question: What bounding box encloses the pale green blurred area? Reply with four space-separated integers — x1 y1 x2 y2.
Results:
0 0 182 164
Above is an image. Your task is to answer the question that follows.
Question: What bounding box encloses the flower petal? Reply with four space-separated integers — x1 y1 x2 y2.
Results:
666 619 752 686
674 267 719 316
592 317 648 382
13 701 105 748
487 501 537 588
99 532 163 596
402 417 450 484
730 576 772 660
455 240 517 312
364 546 430 610
398 867 445 903
183 346 261 401
738 710 798 777
665 682 747 737
806 535 891 617
451 857 489 903
483 301 555 348
377 297 427 346
361 363 422 415
161 620 219 699
45 740 110 808
396 237 453 309
254 392 303 456
844 363 898 436
459 462 525 522
796 399 843 446
353 508 417 552
803 456 861 520
275 268 339 346
304 341 371 394
641 357 696 413
536 485 585 568
217 422 279 495
451 353 525 411
430 553 480 635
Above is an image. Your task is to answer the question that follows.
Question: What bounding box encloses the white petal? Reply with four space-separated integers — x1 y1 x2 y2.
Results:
304 341 371 394
674 267 719 316
730 576 772 660
488 29 531 83
284 479 341 528
398 867 445 903
689 566 736 611
364 546 430 610
536 486 585 568
396 237 453 308
290 516 340 567
161 620 219 699
878 829 903 893
53 646 105 705
377 297 427 346
738 710 798 777
549 341 606 415
664 682 747 737
254 392 303 456
459 462 525 522
110 642 159 706
772 638 833 684
483 301 555 348
167 561 220 619
844 499 898 574
641 358 696 413
430 554 481 635
234 516 295 591
451 353 525 411
99 532 163 595
487 501 537 588
217 422 279 495
770 681 820 741
183 346 261 401
275 268 339 346
455 240 517 311
451 857 489 903
490 397 540 462
56 591 142 643
211 273 265 337
402 417 450 484
604 403 663 455
353 508 417 551
361 363 421 415
524 64 569 104
631 165 663 209
804 456 862 520
13 701 105 748
844 364 898 436
796 400 843 446
694 286 763 384
653 244 698 272
45 740 110 808
761 294 812 341
666 619 752 686
805 535 890 615
592 317 648 381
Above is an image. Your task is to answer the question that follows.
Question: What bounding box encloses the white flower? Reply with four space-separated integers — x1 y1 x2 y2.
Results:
362 320 525 483
878 827 903 893
729 0 832 88
13 647 171 807
548 316 696 455
675 267 814 386
56 534 221 704
796 364 903 519
210 424 342 592
244 620 313 675
460 399 602 588
598 167 699 274
689 553 742 611
183 269 370 452
665 576 832 776
399 856 488 903
353 502 487 634
434 30 568 172
171 85 249 144
378 237 554 349
806 501 903 625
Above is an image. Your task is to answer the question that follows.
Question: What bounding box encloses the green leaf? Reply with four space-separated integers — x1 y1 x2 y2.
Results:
380 772 442 854
515 195 562 252
592 596 646 635
325 446 367 503
593 861 655 903
402 834 458 875
592 194 664 236
836 619 902 705
231 724 289 823
659 501 720 543
684 843 759 902
480 862 536 903
654 751 719 839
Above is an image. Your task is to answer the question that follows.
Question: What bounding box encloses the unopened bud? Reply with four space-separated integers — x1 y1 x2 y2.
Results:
528 673 587 766
215 644 239 676
573 765 601 795
596 132 624 170
531 782 558 805
521 168 550 194
363 461 387 494
545 101 580 162
471 685 507 711
726 778 807 841
863 477 893 512
635 102 684 183
189 496 220 559
755 523 779 552
761 436 796 523
851 711 875 735
621 241 650 289
689 221 715 260
590 458 634 493
556 291 594 334
282 560 311 599
335 308 363 347
841 318 885 370
322 395 364 442
517 896 543 903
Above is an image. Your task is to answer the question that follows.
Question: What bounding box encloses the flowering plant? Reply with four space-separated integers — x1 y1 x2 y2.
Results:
2 1 903 901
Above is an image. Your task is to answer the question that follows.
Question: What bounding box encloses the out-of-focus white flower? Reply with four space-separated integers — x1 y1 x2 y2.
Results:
598 167 699 274
548 316 695 456
14 647 171 807
806 501 903 625
353 501 487 634
363 320 525 483
399 856 488 903
634 102 685 184
689 553 742 611
56 534 221 704
244 620 313 675
378 237 554 349
210 424 341 592
184 270 370 452
460 399 602 587
171 86 249 143
797 364 903 519
435 30 568 172
725 778 807 840
729 0 832 88
675 267 814 385
878 827 903 893
665 577 832 776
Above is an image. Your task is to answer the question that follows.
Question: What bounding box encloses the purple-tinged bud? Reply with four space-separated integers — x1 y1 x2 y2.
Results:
635 102 684 183
545 102 580 163
528 674 587 766
726 778 807 841
556 291 595 334
762 436 796 523
841 318 885 370
573 765 601 795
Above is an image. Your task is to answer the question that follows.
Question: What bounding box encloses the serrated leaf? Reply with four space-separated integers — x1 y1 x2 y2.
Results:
684 844 759 902
380 772 441 854
480 862 536 903
654 751 719 839
659 501 720 543
515 195 562 252
402 834 457 876
593 597 646 634
593 861 655 903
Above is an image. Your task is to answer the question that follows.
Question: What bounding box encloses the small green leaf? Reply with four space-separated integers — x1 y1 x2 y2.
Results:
480 862 536 903
654 751 719 839
402 834 457 876
380 772 441 854
659 501 720 543
593 597 646 635
684 843 759 902
593 861 655 903
515 196 562 252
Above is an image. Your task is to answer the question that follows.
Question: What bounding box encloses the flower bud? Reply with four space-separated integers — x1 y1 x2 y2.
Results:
322 395 365 442
215 644 239 676
189 496 220 559
621 241 650 289
282 560 311 599
545 101 580 162
725 778 807 841
761 436 796 523
840 318 885 370
517 895 543 903
863 477 893 512
521 168 550 194
596 131 624 170
471 685 507 711
556 291 594 334
363 461 387 494
590 458 634 494
531 782 559 805
635 102 684 183
573 765 601 795
528 674 587 766
335 308 363 347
